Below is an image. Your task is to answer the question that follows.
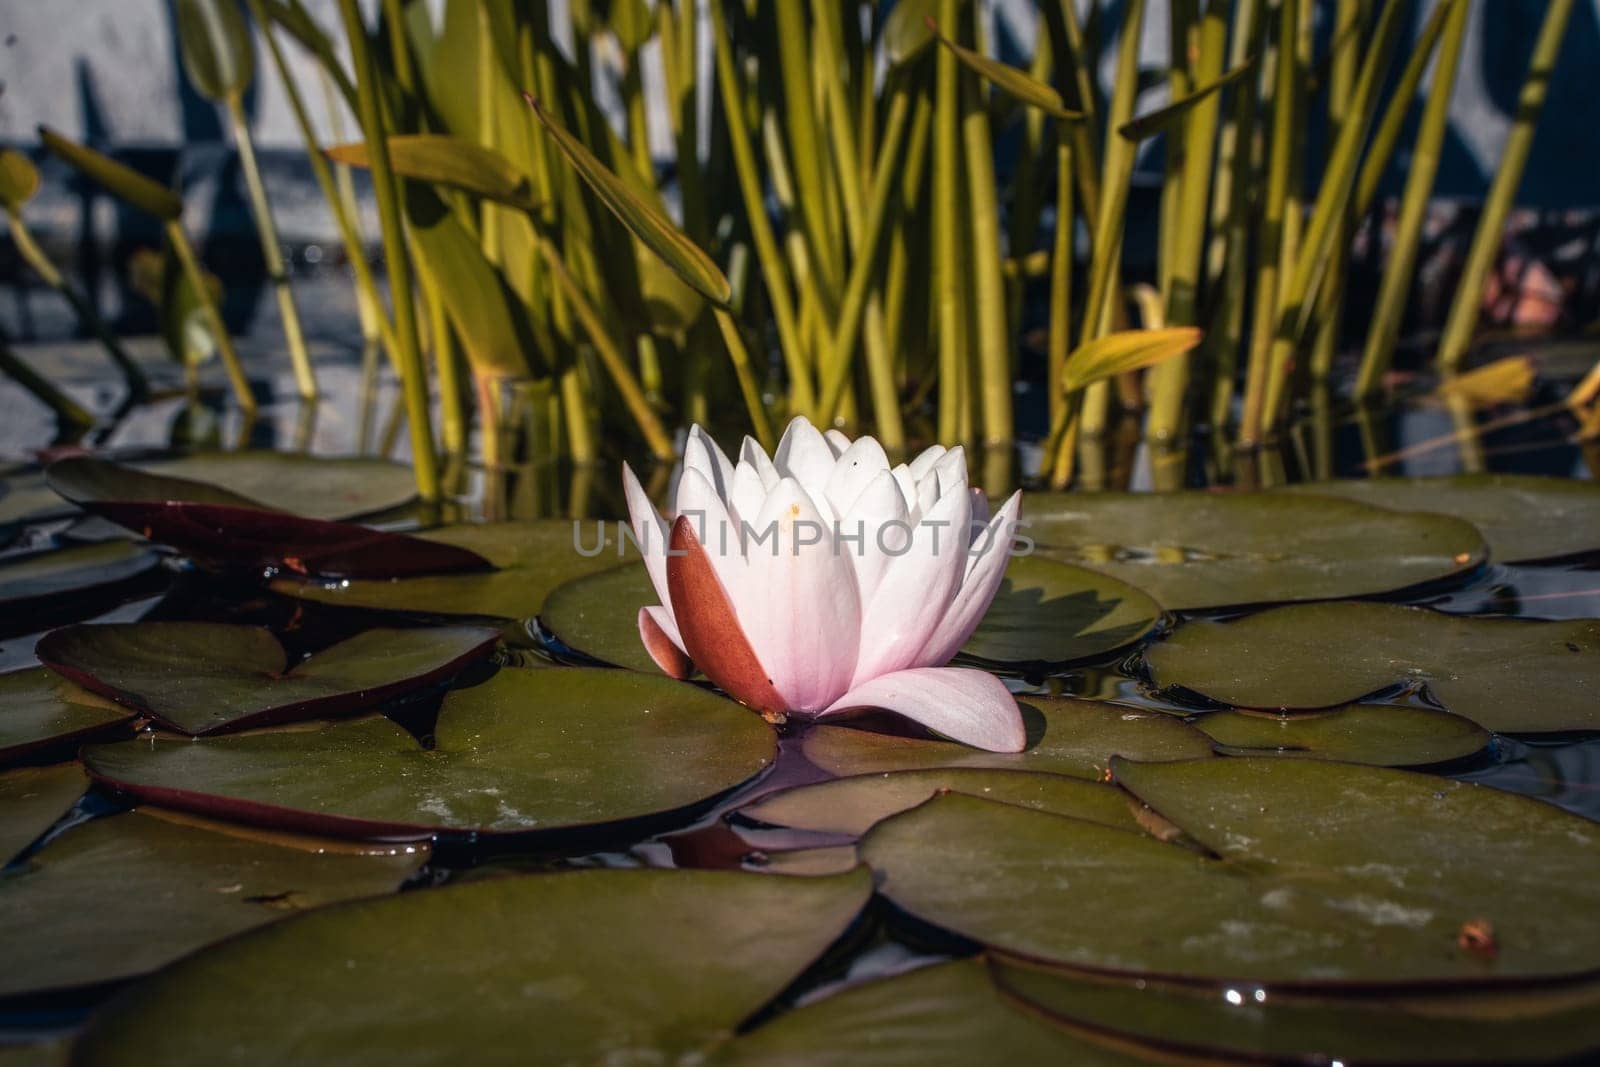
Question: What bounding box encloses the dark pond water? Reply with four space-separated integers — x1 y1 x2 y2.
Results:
1 321 1598 1053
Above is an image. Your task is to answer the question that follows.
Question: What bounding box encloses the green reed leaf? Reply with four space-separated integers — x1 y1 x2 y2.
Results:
175 0 255 102
1060 327 1203 395
524 94 731 307
0 148 40 209
931 20 1082 119
38 127 183 221
327 135 540 213
1116 58 1255 142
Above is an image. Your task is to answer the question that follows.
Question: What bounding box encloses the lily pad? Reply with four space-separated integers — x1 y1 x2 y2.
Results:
994 954 1600 1065
1280 475 1600 562
0 541 162 613
1025 491 1486 611
0 762 86 865
38 622 499 735
860 781 1600 985
0 668 134 763
0 809 425 999
750 846 861 876
739 768 1142 837
0 466 68 531
540 561 662 672
73 867 871 1065
45 458 488 579
802 697 1214 781
1145 602 1600 734
709 959 1147 1066
275 521 632 621
83 667 777 840
134 452 419 521
1195 704 1492 766
960 556 1162 667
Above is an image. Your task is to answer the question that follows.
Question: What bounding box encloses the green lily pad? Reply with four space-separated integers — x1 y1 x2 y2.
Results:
961 556 1162 667
0 762 86 865
0 1039 68 1066
1195 704 1492 767
1280 475 1600 562
0 668 136 762
709 959 1148 1066
275 521 632 621
1145 602 1600 734
0 809 425 999
750 846 861 876
73 867 871 1065
0 541 161 611
860 781 1600 985
83 667 777 840
540 561 662 672
37 622 499 735
994 955 1600 1065
0 467 67 530
135 452 419 521
739 768 1142 837
1025 491 1486 611
802 697 1214 781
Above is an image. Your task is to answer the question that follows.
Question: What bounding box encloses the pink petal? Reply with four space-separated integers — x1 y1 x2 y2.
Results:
908 445 947 481
773 416 837 512
638 606 692 679
840 469 909 603
739 436 780 490
918 491 1022 666
673 466 747 604
738 477 861 713
666 517 785 714
823 428 853 457
820 667 1026 753
684 425 737 500
823 436 891 518
931 445 968 498
623 462 674 621
850 483 971 687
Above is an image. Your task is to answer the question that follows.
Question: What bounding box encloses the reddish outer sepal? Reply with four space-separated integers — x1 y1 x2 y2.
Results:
637 607 693 679
666 516 785 714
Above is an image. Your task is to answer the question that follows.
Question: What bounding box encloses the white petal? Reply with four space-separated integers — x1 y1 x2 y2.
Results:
890 464 919 515
728 461 767 533
918 490 1022 667
674 466 747 603
824 428 853 457
622 462 674 620
684 425 737 501
840 468 909 603
931 445 968 499
739 436 780 489
820 667 1026 753
823 436 891 518
736 477 861 713
850 483 972 687
773 416 838 509
908 444 947 481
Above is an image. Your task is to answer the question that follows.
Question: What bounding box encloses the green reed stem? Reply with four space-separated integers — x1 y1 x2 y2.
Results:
338 0 439 501
0 331 93 428
958 32 1012 447
1356 0 1469 396
4 208 148 398
1047 137 1074 431
165 221 256 415
1437 0 1574 374
932 0 964 443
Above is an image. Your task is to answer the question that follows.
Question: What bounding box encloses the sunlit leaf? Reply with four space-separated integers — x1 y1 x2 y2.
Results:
525 94 732 306
256 0 356 109
328 135 539 213
931 23 1081 119
609 0 655 52
1117 59 1256 141
1059 327 1202 394
0 148 41 209
1431 355 1537 407
38 126 183 221
883 0 940 65
175 0 255 102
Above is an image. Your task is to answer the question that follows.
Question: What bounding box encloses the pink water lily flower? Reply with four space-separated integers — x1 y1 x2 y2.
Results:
622 416 1025 753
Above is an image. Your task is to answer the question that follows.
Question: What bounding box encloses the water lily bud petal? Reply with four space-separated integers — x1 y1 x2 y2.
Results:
667 517 785 714
738 478 861 712
824 436 892 518
773 416 837 512
918 491 1023 667
907 444 947 481
823 428 852 456
851 482 971 686
622 462 673 621
638 605 692 679
821 667 1026 753
842 468 910 603
683 425 736 501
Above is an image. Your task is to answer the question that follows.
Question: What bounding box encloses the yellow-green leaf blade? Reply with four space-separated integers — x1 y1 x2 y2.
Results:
0 148 41 210
327 135 540 214
38 127 183 221
525 95 732 307
1061 327 1203 395
932 25 1081 119
175 0 255 102
1117 59 1256 142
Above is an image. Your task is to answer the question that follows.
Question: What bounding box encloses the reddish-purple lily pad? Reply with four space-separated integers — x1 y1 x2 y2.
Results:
37 621 499 735
44 457 492 579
